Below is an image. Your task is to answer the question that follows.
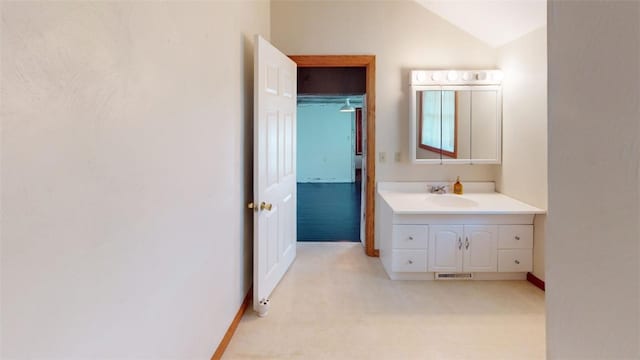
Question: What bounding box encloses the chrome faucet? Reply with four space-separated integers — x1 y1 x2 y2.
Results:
429 185 447 194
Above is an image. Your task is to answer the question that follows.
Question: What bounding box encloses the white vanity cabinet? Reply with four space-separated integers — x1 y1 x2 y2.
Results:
393 225 428 249
377 182 544 281
463 225 498 272
391 225 428 272
498 225 534 272
428 225 498 273
428 226 463 272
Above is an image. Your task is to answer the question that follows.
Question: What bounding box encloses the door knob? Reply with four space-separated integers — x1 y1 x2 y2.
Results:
260 202 273 211
248 202 258 212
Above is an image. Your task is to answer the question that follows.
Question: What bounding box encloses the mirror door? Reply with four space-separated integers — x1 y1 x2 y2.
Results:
411 85 501 164
415 89 443 161
470 87 501 164
414 87 471 163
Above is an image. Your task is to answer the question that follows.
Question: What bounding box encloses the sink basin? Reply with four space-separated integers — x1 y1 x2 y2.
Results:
425 194 479 208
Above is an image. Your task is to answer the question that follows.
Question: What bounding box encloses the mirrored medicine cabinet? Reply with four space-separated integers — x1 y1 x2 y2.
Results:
409 70 503 164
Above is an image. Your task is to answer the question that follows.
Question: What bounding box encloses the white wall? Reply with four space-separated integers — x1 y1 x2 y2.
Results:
497 27 548 280
547 1 640 358
1 2 269 358
297 103 354 183
271 0 499 183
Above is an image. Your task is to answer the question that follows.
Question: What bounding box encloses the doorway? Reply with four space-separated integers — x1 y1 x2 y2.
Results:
296 95 364 242
289 56 377 256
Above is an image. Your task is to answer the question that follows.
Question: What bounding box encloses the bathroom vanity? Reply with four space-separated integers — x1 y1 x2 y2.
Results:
377 182 545 280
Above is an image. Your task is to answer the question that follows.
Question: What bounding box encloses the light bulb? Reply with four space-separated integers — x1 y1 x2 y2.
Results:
447 71 458 81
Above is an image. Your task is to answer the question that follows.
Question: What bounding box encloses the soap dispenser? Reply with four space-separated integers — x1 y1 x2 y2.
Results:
453 176 463 195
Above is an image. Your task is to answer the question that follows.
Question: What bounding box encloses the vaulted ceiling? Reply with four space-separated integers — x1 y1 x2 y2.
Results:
415 0 546 48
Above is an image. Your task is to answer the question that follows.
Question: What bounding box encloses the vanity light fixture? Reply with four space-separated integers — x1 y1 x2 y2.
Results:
409 70 503 85
339 98 355 112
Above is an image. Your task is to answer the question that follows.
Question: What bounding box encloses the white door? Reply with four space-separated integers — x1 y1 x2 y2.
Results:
463 225 498 272
428 225 463 272
253 36 297 312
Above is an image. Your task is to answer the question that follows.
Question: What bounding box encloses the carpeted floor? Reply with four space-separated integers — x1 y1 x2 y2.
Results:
223 244 546 359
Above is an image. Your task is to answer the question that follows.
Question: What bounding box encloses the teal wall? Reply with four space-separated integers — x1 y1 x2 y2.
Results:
297 103 354 183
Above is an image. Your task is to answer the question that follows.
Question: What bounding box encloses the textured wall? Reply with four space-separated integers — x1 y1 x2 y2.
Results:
297 103 354 183
1 1 269 358
547 1 640 357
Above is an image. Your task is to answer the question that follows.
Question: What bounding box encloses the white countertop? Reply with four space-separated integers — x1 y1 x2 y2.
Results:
378 182 546 215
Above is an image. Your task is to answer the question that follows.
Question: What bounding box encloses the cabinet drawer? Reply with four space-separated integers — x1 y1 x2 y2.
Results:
392 250 427 272
498 225 533 249
392 225 428 249
498 249 533 272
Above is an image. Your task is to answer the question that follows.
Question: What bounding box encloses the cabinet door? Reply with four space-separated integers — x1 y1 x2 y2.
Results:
428 225 463 272
470 88 501 164
440 88 471 163
414 87 473 164
463 225 498 272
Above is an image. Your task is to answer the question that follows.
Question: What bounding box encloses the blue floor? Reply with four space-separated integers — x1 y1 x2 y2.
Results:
297 182 361 242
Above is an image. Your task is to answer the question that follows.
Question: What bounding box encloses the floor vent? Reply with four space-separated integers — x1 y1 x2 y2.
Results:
435 272 473 280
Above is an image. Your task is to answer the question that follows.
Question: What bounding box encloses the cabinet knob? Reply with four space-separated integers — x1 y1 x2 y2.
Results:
515 236 521 240
515 260 520 265
407 260 413 264
408 236 414 241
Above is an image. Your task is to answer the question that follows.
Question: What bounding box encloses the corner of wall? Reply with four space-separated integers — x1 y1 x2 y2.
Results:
496 26 548 281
